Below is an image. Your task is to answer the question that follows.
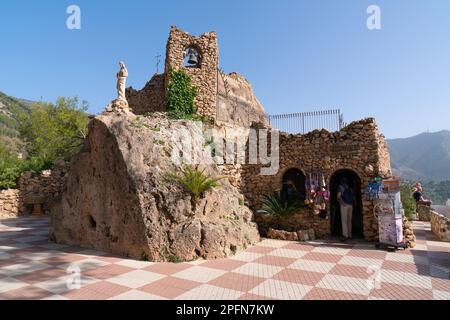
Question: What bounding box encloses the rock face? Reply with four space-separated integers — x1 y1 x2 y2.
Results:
50 112 260 262
216 71 270 127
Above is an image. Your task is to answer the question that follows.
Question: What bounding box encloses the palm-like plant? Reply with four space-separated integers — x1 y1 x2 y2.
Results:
261 193 302 218
167 166 224 203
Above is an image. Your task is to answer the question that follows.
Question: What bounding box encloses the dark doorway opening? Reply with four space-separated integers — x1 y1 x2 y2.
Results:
329 169 364 238
281 168 306 203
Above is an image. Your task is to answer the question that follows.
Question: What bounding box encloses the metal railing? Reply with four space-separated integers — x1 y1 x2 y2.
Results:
268 109 345 134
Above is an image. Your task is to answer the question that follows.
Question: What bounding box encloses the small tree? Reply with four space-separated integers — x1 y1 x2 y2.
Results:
166 68 198 120
0 142 21 188
400 182 416 220
20 97 88 163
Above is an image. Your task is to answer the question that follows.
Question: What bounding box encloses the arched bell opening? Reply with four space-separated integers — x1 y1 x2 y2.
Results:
184 46 201 68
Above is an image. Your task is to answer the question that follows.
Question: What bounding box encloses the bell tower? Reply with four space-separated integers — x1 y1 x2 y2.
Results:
165 26 219 120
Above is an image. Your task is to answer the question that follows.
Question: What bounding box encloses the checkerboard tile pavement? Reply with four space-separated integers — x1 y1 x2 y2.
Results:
0 217 448 300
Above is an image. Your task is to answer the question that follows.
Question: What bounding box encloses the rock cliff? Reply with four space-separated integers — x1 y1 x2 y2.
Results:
50 112 260 262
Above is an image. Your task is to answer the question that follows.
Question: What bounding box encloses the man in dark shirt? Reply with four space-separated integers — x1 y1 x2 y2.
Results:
413 182 432 205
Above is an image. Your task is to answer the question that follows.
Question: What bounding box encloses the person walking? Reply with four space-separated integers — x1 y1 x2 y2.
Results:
337 177 354 241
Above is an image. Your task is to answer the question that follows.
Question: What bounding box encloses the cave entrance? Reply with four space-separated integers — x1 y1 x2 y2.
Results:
281 168 306 203
330 169 364 238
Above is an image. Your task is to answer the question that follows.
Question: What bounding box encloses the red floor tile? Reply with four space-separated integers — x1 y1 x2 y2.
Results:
282 243 316 251
138 277 200 299
329 264 371 279
199 259 246 271
15 267 68 284
38 254 86 266
304 287 367 300
84 264 134 280
273 269 325 286
143 263 193 275
63 281 130 300
370 282 433 300
0 286 53 300
244 246 276 254
381 260 430 275
253 255 296 267
208 272 265 292
347 249 387 260
302 252 343 263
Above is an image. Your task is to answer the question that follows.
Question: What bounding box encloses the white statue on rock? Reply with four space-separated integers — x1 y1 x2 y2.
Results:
106 61 130 113
116 61 128 102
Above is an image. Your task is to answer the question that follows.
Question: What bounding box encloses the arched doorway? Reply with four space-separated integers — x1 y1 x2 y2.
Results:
329 169 363 238
281 168 306 203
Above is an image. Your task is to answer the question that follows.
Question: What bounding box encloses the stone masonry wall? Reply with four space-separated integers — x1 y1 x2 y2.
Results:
0 161 68 219
165 26 219 121
0 189 22 218
431 210 450 242
126 74 166 115
238 118 392 241
417 204 431 221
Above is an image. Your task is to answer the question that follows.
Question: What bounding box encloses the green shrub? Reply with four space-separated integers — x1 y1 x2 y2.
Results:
167 166 224 203
166 68 199 120
261 193 303 218
0 154 51 190
400 183 417 220
19 97 88 163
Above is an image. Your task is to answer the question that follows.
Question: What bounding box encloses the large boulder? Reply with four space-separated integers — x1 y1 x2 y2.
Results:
50 112 260 262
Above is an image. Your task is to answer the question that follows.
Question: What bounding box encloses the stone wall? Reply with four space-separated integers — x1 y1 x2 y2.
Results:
0 189 22 218
417 204 431 221
238 118 392 241
165 26 219 120
431 210 450 242
255 210 331 239
0 161 68 219
126 74 166 115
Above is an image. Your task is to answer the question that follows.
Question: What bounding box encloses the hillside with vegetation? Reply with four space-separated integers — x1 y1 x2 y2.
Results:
388 131 450 182
0 91 34 154
388 131 450 205
0 92 89 189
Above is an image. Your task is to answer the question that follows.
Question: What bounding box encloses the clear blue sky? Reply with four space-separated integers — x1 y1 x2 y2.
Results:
1 0 449 139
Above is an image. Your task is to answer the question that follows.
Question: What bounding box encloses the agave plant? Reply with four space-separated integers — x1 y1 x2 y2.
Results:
261 193 302 218
167 166 224 203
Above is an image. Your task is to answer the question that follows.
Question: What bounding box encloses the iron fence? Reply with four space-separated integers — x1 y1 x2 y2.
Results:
268 109 345 134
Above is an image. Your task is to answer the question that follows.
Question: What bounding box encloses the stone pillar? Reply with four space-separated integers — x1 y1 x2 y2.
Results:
417 204 431 221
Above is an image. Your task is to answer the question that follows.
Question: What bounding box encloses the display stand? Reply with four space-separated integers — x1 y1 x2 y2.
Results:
373 190 407 251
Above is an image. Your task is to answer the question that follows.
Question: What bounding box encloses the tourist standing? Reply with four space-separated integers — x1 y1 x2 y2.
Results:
337 177 354 241
413 182 432 206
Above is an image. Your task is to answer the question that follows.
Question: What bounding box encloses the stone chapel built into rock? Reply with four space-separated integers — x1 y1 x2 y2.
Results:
45 26 394 261
125 26 392 241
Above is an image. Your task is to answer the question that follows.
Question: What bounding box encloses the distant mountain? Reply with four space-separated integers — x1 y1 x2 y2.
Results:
0 91 34 153
387 130 450 182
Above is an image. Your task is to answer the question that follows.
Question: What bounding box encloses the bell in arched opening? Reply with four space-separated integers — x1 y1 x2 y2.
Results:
185 47 199 67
